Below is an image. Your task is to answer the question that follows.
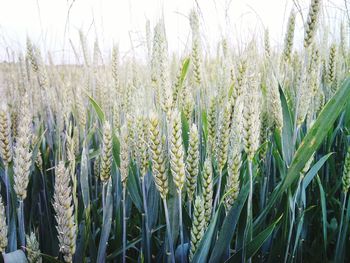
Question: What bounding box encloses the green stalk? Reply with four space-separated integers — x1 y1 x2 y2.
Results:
122 186 127 263
163 199 175 263
336 191 347 255
4 166 10 227
244 161 254 262
178 192 184 263
18 200 25 249
102 182 106 217
284 176 302 263
71 159 78 227
141 177 151 263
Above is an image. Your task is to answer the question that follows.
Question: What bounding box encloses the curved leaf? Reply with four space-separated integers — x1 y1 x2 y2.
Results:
88 94 105 123
209 182 250 263
226 215 283 262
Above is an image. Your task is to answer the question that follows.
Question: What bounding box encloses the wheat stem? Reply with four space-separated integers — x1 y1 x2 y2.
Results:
4 167 10 230
244 161 254 262
163 199 175 263
122 187 127 263
336 191 347 255
178 192 184 263
141 177 151 263
18 200 25 249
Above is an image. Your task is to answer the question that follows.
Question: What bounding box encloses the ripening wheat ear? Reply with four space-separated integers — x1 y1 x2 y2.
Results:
186 124 199 201
202 158 213 225
297 71 312 127
0 104 13 166
327 44 337 92
266 74 283 131
282 11 296 63
149 112 169 200
190 9 202 87
207 97 217 151
304 0 322 48
26 37 39 73
242 81 261 161
212 101 232 210
79 30 90 67
216 102 231 172
112 44 120 99
53 162 76 263
169 110 187 262
182 87 195 123
342 146 350 193
224 147 241 212
0 195 7 253
13 93 32 201
224 100 243 211
26 231 42 263
172 61 186 108
100 121 113 183
126 114 136 161
136 115 149 177
189 195 205 261
75 92 87 131
169 110 186 193
120 124 130 188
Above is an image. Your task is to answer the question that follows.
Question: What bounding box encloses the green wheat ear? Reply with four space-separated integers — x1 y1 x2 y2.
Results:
342 146 350 193
186 123 199 201
202 158 213 225
189 195 205 261
169 110 186 193
0 103 13 167
100 121 113 183
149 112 169 200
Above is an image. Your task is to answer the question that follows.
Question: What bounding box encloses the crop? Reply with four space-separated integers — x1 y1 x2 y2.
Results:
0 0 350 262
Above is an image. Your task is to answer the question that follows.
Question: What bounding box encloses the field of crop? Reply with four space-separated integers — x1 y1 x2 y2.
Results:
0 0 350 262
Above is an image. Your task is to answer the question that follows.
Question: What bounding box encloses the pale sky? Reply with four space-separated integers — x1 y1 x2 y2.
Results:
0 0 348 63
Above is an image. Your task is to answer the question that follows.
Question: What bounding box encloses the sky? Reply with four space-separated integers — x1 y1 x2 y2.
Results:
0 0 348 63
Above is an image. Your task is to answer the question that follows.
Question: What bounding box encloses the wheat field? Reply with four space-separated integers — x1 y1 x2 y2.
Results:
0 0 350 262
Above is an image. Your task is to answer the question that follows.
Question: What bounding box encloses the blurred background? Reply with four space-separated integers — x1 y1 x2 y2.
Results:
0 0 348 63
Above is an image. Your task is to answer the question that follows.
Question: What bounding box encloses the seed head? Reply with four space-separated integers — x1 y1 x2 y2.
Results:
13 94 32 201
0 104 13 166
169 110 186 193
304 0 322 48
283 11 296 62
53 162 76 263
100 121 113 183
0 195 7 252
202 158 213 225
149 112 169 200
242 81 261 160
120 125 130 188
26 232 42 263
189 195 205 261
342 146 350 193
186 124 199 201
